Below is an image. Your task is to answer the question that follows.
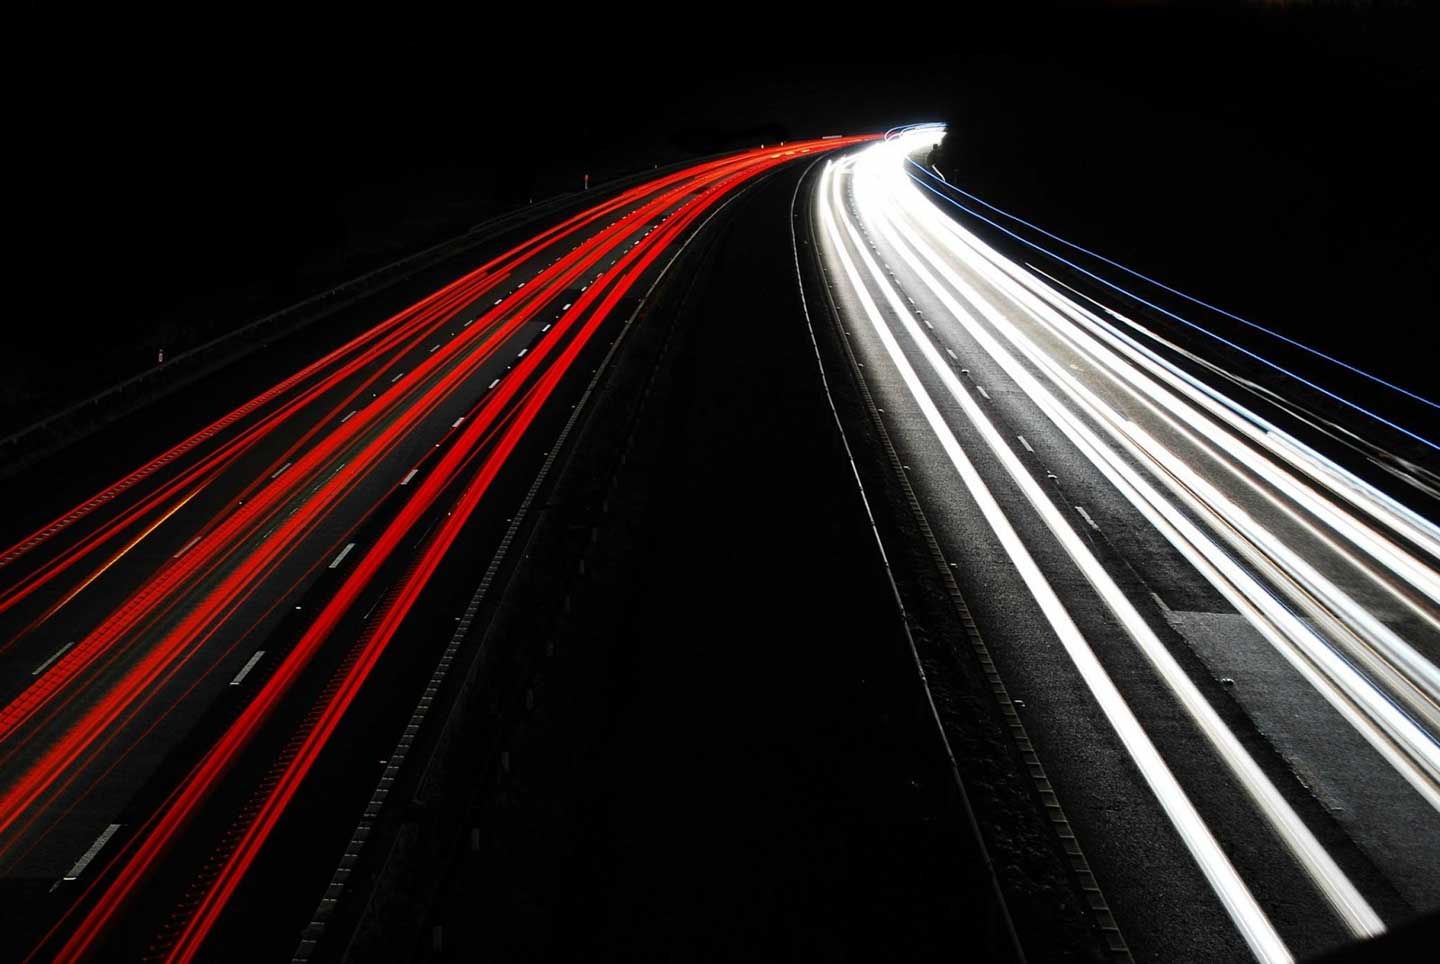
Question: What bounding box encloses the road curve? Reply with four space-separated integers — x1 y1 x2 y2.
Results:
809 127 1440 962
0 134 873 961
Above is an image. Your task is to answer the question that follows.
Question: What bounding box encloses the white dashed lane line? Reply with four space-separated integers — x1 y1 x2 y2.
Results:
64 824 122 881
230 650 266 686
32 642 75 677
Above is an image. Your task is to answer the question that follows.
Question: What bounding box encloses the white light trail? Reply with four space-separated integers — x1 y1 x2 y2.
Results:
862 141 1440 814
818 155 1294 963
850 138 1405 936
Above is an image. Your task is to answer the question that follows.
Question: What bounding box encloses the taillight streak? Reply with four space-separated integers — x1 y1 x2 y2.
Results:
0 158 753 746
147 140 868 964
0 152 767 845
0 392 532 876
17 137 878 961
0 153 739 609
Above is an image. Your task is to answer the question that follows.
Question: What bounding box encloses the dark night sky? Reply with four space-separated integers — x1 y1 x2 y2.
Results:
6 4 1436 427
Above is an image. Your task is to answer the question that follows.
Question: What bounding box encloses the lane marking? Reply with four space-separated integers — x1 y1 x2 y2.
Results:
429 344 440 353
230 651 266 686
452 417 465 428
270 462 292 480
488 379 500 390
401 469 419 486
340 410 357 423
329 543 356 569
32 642 74 677
173 535 201 559
1075 505 1101 531
1018 435 1034 453
390 371 405 384
64 824 122 880
977 385 991 400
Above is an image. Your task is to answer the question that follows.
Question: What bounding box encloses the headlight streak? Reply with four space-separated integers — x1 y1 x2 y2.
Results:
895 140 1440 456
828 126 1440 954
910 181 1440 595
850 138 1413 938
1014 278 1440 633
818 155 1295 964
884 127 1440 416
864 143 1440 815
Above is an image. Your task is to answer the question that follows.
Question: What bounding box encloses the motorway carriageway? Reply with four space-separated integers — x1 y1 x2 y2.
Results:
811 128 1440 962
0 133 873 961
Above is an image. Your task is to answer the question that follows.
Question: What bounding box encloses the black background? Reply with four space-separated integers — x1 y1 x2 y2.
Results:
5 4 1435 432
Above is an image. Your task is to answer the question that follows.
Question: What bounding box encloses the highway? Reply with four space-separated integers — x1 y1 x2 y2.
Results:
807 127 1440 962
0 134 872 961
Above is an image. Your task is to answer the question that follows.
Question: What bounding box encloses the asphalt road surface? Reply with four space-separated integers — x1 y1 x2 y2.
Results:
403 158 1034 963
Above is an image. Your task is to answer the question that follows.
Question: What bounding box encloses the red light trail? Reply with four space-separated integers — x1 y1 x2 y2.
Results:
0 136 873 961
